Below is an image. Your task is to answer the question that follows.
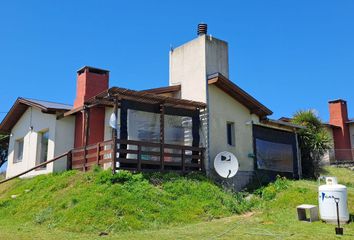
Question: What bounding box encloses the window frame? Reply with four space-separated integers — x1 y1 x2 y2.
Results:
14 138 24 163
36 129 49 169
226 122 235 146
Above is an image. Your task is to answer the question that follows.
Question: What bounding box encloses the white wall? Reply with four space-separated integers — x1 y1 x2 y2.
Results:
208 85 260 171
6 108 75 178
6 107 56 178
205 37 229 78
169 35 229 104
169 36 207 103
53 116 75 172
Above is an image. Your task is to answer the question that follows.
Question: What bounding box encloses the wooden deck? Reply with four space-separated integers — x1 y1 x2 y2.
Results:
71 139 205 173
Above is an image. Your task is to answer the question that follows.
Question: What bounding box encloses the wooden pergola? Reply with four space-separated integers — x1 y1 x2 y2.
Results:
66 87 207 173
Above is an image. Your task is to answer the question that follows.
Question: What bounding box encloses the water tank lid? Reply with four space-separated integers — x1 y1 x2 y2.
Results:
319 184 347 190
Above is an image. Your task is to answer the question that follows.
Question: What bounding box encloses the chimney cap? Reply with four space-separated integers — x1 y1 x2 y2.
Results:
329 99 347 104
197 23 208 36
77 66 110 75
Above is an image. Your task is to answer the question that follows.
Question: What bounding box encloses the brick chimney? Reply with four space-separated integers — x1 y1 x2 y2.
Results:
73 66 109 148
329 99 352 160
74 66 109 108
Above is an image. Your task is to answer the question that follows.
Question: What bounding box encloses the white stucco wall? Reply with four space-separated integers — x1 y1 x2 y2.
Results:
53 116 75 172
6 107 56 178
208 85 260 171
319 126 335 165
169 35 229 103
169 36 207 103
6 107 75 178
205 37 229 78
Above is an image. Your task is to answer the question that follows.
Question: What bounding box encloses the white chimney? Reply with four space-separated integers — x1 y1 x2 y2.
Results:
169 23 229 103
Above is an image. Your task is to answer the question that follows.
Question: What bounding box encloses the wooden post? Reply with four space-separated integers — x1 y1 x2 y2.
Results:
112 97 119 174
83 107 90 172
200 148 205 172
137 144 142 171
160 104 165 171
96 143 100 166
181 148 185 173
67 151 72 170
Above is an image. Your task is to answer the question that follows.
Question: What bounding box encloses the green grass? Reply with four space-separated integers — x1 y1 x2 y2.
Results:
0 166 353 239
0 169 254 236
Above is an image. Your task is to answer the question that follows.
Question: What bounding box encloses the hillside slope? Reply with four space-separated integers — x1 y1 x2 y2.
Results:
0 169 253 234
0 166 353 239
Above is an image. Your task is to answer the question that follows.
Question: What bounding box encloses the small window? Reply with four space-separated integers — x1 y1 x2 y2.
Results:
15 138 24 163
226 122 235 146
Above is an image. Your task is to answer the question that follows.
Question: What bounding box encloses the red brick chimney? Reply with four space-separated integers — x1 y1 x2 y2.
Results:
74 66 109 108
329 99 352 160
74 66 109 147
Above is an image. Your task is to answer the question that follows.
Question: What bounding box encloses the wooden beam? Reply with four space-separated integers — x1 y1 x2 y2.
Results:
112 97 119 174
83 107 90 172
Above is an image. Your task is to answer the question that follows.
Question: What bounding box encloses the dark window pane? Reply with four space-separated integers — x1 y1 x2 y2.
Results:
256 138 293 172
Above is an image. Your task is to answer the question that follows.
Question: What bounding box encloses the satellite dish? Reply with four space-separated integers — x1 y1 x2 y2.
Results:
109 112 117 129
214 151 239 178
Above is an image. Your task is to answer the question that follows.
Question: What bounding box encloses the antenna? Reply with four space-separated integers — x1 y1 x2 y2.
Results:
214 151 239 178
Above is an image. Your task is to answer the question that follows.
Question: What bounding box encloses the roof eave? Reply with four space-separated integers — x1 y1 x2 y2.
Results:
208 74 273 117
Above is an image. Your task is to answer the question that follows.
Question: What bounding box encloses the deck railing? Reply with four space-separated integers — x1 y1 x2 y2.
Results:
71 140 113 171
71 139 205 173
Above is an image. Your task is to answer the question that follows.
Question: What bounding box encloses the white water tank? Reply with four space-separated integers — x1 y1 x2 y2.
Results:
318 177 349 223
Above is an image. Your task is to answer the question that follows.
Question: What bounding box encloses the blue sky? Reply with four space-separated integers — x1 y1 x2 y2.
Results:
0 0 354 123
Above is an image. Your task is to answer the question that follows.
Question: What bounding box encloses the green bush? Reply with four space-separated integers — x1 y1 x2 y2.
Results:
255 176 289 201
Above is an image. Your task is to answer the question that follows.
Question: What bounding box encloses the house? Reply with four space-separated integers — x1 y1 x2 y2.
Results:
280 99 354 165
0 98 74 178
322 99 354 163
0 24 303 189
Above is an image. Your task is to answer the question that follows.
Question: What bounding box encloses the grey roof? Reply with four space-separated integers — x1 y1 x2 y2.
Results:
264 118 306 129
22 98 72 110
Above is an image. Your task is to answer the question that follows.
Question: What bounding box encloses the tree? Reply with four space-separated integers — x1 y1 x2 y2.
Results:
0 134 9 169
292 110 332 178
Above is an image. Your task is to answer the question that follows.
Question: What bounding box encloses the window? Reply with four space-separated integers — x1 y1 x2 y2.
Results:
255 139 293 172
15 138 24 163
226 122 235 146
37 130 49 168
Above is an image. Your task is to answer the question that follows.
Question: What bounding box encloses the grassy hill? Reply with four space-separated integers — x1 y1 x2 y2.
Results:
0 166 353 239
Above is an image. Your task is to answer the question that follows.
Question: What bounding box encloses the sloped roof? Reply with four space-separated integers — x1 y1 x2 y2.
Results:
22 98 72 111
207 73 272 117
0 98 72 133
142 74 272 118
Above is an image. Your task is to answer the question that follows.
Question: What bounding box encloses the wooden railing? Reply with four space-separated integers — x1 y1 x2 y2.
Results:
71 139 205 173
71 140 113 171
0 151 71 184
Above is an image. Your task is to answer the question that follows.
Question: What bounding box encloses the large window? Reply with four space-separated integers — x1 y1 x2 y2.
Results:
255 139 293 172
14 138 24 163
253 124 298 175
37 130 49 168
